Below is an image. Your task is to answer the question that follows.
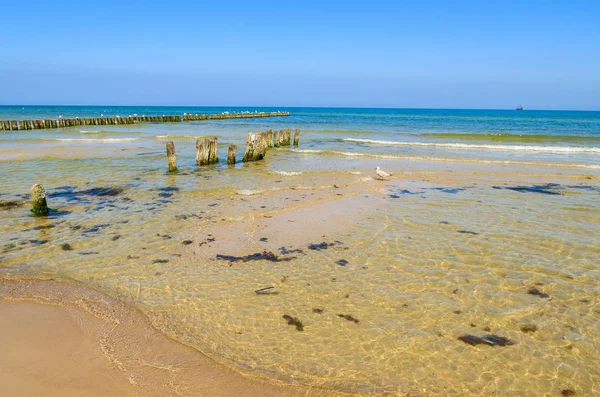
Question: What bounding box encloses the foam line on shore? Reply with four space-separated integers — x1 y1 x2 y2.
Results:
343 138 600 154
291 148 600 170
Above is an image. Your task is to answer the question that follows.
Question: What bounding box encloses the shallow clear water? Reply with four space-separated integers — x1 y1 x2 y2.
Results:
1 107 599 395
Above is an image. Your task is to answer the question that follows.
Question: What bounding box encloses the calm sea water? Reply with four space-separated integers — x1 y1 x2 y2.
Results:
1 106 599 395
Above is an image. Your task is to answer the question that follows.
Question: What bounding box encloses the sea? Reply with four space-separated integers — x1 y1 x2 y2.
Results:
1 106 599 396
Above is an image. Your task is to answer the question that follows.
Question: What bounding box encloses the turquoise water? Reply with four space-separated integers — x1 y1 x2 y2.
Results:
1 106 600 168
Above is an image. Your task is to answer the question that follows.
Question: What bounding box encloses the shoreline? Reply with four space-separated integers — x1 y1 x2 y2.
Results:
0 276 355 397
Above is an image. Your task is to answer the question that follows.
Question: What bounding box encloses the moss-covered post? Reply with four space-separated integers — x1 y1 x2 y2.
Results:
166 141 177 172
293 129 300 146
228 144 236 165
31 184 49 216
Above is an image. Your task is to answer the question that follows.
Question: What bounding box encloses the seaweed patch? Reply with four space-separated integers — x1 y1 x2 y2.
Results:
308 241 342 251
0 200 24 210
216 251 296 263
282 315 304 331
493 184 562 195
337 314 359 323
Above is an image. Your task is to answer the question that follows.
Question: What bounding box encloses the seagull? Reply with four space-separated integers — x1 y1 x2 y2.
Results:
375 166 392 180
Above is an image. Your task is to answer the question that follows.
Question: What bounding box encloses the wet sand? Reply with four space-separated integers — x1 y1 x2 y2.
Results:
1 162 598 396
0 278 351 397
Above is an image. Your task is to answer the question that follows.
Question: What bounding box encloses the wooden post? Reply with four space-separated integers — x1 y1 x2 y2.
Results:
267 130 273 147
166 141 177 172
293 129 300 146
11 120 18 130
31 184 49 216
228 144 236 165
242 132 255 162
3 121 10 130
195 139 203 165
50 120 58 128
196 137 218 165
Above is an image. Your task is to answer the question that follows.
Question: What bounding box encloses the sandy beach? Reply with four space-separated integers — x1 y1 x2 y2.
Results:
0 277 352 397
1 107 599 396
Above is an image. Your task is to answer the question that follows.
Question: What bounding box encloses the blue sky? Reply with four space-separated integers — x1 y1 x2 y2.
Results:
1 0 599 109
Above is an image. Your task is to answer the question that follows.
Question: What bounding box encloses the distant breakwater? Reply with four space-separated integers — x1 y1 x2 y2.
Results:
0 111 290 131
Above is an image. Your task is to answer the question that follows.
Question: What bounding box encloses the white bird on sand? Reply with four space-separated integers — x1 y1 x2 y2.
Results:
375 166 392 180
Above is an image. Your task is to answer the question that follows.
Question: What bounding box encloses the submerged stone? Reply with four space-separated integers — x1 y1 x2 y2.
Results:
182 240 193 245
61 243 73 251
458 334 514 347
527 287 550 298
312 308 324 314
336 259 349 266
458 334 514 346
457 230 479 235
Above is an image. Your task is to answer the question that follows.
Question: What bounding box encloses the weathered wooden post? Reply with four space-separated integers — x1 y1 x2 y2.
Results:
166 141 177 172
242 132 255 162
196 137 218 165
11 120 18 130
228 144 236 165
293 129 300 146
3 121 10 130
30 184 49 216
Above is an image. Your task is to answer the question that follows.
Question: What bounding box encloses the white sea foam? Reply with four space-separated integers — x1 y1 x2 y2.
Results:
343 138 600 154
271 171 303 176
156 135 198 140
292 148 600 170
350 171 362 175
237 189 264 196
47 137 139 143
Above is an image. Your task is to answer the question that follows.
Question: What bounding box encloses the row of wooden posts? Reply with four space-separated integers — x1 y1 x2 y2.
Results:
0 111 290 131
29 128 301 216
166 129 300 172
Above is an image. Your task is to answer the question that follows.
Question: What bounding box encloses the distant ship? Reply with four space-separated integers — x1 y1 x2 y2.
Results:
516 105 524 110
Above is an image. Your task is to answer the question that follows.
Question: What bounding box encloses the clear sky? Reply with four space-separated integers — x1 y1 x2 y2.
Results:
1 0 599 109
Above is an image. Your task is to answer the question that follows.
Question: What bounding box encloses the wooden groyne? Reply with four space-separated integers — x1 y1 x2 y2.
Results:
0 111 290 132
165 129 299 170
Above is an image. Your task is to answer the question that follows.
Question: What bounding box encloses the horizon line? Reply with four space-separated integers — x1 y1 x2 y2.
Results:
1 104 599 112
